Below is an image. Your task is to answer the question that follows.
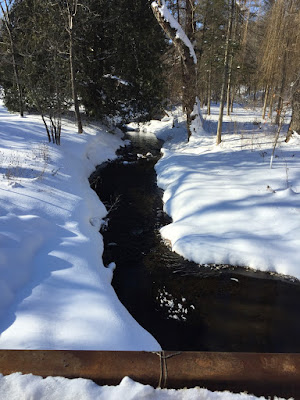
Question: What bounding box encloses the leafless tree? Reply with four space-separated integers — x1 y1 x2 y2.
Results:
216 0 235 145
58 0 83 134
0 0 24 116
259 0 300 134
151 0 199 140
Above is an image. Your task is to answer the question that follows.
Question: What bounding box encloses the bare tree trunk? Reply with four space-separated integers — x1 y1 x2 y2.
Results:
270 113 285 169
262 85 270 120
268 89 275 119
240 0 251 69
216 0 235 145
176 0 181 23
10 37 24 117
275 46 288 126
61 0 83 134
54 47 62 145
207 67 211 115
183 0 197 139
230 87 234 112
253 86 257 102
0 0 24 117
286 78 300 140
226 4 238 116
182 47 197 139
69 29 83 133
151 0 198 140
41 114 51 142
177 0 185 108
226 55 233 116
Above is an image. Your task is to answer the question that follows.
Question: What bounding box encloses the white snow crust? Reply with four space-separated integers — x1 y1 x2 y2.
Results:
0 374 290 400
137 104 300 280
0 101 160 351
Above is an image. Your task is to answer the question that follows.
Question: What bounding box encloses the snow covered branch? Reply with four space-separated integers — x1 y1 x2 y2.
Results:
151 0 197 65
151 0 201 140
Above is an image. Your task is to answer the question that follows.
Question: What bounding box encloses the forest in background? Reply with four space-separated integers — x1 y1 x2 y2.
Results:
0 0 299 144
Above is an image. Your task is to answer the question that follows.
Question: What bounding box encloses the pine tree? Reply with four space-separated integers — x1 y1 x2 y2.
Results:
0 0 70 143
0 0 166 128
77 0 166 122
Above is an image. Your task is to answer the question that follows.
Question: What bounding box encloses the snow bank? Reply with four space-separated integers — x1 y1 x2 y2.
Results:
151 105 300 279
0 101 160 351
0 374 289 400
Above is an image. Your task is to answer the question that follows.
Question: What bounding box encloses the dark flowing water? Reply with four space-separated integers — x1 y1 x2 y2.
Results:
90 131 300 352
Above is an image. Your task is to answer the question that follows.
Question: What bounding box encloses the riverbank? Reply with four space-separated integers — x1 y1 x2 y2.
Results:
0 101 295 399
94 128 300 353
0 101 160 351
131 104 300 280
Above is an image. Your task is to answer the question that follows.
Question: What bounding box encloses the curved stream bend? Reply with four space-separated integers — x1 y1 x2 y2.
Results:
90 131 300 352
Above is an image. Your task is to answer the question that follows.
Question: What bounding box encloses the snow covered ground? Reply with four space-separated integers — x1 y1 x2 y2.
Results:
0 374 290 400
133 103 300 280
0 100 160 351
0 100 297 399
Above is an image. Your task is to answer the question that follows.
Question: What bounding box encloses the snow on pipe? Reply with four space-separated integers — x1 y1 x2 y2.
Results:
0 350 299 398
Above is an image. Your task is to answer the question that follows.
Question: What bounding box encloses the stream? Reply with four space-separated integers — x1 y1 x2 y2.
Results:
90 130 300 352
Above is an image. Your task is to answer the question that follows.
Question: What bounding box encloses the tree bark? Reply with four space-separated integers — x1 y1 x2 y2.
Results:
207 67 211 116
262 84 270 120
275 47 288 126
64 0 83 134
286 78 300 140
226 4 238 116
267 88 275 119
230 87 234 113
183 0 196 138
216 0 235 145
41 114 51 143
0 1 24 117
226 55 233 116
176 0 181 24
69 28 83 134
240 0 251 70
151 0 197 140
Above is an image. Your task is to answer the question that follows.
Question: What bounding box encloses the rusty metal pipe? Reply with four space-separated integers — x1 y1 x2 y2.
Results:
0 350 299 398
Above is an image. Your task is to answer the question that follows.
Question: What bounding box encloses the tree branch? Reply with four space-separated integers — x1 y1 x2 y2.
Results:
151 1 186 64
